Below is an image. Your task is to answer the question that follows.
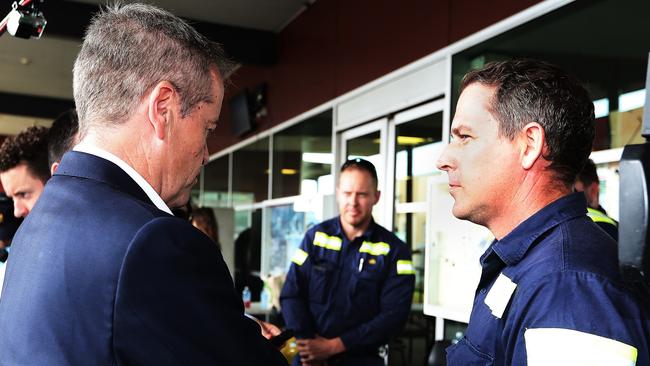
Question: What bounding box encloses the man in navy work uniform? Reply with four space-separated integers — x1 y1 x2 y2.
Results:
0 4 286 365
575 158 618 240
437 59 649 365
281 158 415 366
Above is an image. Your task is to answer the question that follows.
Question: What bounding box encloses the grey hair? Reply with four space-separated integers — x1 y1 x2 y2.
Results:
73 3 234 135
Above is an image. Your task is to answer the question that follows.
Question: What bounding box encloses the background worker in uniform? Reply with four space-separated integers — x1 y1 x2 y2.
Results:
574 158 617 240
281 158 415 366
437 59 649 365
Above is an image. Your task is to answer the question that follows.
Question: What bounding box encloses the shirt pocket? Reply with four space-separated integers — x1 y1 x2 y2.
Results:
309 261 335 304
446 336 494 366
352 262 383 309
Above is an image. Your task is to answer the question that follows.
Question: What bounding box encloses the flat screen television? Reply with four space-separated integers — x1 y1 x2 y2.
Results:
230 89 253 136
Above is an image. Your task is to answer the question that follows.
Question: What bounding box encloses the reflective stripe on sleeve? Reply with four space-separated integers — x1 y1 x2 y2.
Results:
396 260 415 275
313 231 342 251
525 328 637 366
291 249 309 266
587 207 617 226
359 241 391 256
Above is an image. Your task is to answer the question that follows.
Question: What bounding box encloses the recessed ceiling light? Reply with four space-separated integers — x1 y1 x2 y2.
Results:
281 168 298 175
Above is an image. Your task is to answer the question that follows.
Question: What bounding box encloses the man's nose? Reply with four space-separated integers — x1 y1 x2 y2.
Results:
14 203 27 219
436 146 453 172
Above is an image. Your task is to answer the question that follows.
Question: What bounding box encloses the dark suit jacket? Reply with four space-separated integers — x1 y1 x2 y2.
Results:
0 151 287 366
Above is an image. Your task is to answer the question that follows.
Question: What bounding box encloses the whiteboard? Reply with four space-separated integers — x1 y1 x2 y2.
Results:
424 175 493 322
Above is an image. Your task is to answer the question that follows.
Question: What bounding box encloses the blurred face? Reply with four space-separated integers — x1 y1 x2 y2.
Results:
436 83 521 227
336 168 380 230
162 70 224 208
0 163 45 218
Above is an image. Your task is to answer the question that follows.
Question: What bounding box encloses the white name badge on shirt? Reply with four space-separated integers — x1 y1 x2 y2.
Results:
484 273 517 319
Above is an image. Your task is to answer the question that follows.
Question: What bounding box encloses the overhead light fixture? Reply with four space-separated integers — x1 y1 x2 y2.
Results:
281 168 298 175
302 152 333 165
397 136 426 145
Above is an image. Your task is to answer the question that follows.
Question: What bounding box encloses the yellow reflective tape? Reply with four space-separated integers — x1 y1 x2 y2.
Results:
396 260 415 275
524 328 637 366
359 241 390 256
587 208 617 226
312 231 342 251
291 249 308 266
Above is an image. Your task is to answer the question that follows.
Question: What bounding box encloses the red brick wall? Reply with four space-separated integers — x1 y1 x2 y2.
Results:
209 0 541 153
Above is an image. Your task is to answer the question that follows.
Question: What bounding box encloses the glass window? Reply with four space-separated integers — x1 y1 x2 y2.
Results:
234 208 264 300
395 111 444 204
202 155 230 207
272 110 333 198
232 137 269 203
393 108 444 304
395 210 427 302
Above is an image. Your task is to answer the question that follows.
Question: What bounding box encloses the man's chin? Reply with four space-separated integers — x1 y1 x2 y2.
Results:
451 204 470 221
167 191 191 210
343 215 369 228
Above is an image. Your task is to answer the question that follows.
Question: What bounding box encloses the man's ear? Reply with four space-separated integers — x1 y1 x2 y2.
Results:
521 122 545 170
50 162 59 176
147 81 177 140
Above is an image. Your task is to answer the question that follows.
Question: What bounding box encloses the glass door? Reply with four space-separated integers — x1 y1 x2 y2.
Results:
391 100 445 304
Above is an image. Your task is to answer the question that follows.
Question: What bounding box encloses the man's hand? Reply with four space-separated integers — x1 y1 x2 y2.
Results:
296 335 345 364
245 314 282 340
259 320 282 340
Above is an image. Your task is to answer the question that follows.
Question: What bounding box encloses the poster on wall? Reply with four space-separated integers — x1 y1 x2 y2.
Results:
268 204 318 275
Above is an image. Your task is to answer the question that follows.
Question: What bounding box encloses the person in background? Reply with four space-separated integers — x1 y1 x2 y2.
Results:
437 59 648 365
0 4 286 365
0 193 21 298
191 206 221 250
281 158 415 366
48 109 80 174
574 158 618 240
0 126 50 218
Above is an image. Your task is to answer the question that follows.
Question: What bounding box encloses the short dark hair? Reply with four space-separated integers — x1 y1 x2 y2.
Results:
48 109 79 166
576 159 599 187
460 59 595 186
340 158 378 189
0 126 50 182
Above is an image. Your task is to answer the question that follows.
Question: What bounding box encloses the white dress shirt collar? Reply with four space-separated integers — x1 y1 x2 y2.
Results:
73 143 172 215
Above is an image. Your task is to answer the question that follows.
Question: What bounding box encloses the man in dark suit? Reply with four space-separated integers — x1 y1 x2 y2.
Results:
0 3 287 365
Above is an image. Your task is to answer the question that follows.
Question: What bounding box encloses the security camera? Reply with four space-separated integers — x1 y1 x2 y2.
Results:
6 2 46 39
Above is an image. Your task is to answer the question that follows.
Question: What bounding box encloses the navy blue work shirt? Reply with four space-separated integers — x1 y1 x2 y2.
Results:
280 217 415 362
446 193 649 365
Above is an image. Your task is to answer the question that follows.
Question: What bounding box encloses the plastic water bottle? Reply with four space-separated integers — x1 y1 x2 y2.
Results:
242 286 251 309
260 286 270 310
